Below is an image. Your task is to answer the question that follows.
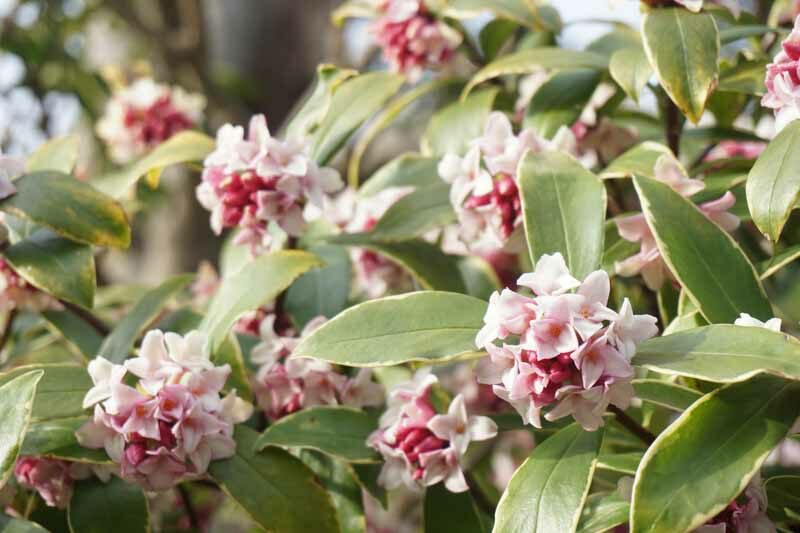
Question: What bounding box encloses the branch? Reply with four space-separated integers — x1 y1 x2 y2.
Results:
59 300 110 337
609 405 656 445
664 97 683 157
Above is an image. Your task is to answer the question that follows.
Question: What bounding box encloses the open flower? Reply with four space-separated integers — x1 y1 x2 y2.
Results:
615 155 740 290
371 0 462 82
763 16 800 132
76 330 252 491
369 371 497 493
734 313 782 332
439 112 576 253
196 115 342 255
476 252 657 431
96 77 205 164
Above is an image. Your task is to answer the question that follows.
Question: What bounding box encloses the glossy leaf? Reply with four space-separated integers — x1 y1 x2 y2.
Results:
634 324 800 383
0 370 43 488
199 250 322 352
0 171 130 249
525 69 601 138
312 72 405 165
22 417 109 464
331 0 377 26
597 452 643 475
462 47 608 99
285 244 351 329
421 88 498 157
443 0 548 30
294 291 486 366
631 379 701 412
576 492 629 533
300 451 367 533
208 426 339 533
369 182 454 241
425 483 488 533
359 153 440 196
458 256 501 301
68 477 148 533
631 374 800 533
215 334 254 402
4 229 95 308
255 406 378 463
284 64 357 140
479 19 518 62
519 151 606 280
42 309 103 360
26 135 80 174
765 476 800 522
641 8 719 123
609 47 652 103
746 120 800 242
0 364 91 422
0 516 49 532
493 423 602 533
633 176 771 323
99 274 194 363
94 131 215 198
717 58 768 96
759 244 800 280
601 142 672 179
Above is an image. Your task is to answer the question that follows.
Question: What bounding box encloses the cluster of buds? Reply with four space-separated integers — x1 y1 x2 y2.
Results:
438 112 576 253
13 457 113 509
76 330 253 491
615 155 739 290
763 16 800 132
251 314 384 421
475 253 658 431
705 140 766 161
369 370 497 492
96 78 205 164
371 0 462 82
0 258 60 313
196 115 342 255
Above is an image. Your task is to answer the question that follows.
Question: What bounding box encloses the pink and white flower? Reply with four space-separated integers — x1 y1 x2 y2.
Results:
14 457 113 509
615 155 740 290
252 314 384 421
475 253 658 431
763 16 800 132
0 153 21 200
196 115 342 255
76 330 253 491
96 78 205 164
371 0 462 82
694 474 775 532
734 313 782 332
438 112 576 252
369 371 497 493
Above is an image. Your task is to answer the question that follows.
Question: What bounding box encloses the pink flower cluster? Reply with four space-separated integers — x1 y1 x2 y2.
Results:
371 0 462 82
694 478 774 533
196 115 342 255
438 112 576 253
763 16 800 132
14 457 112 509
251 314 384 421
475 253 658 431
615 155 739 290
76 330 253 491
96 78 205 164
0 258 59 313
369 370 497 493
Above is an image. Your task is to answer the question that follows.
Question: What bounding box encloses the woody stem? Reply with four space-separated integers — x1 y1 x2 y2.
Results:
609 405 656 445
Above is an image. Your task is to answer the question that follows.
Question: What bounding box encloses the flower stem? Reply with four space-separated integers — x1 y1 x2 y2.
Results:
609 405 656 445
176 484 199 531
59 300 110 337
0 309 16 355
664 97 683 158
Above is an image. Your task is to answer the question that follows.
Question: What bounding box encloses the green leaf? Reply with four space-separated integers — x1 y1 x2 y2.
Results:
633 176 771 323
597 452 643 475
462 47 608 100
609 47 652 103
215 334 254 402
525 69 602 138
199 250 322 353
0 370 42 488
424 483 488 533
4 229 95 308
331 0 377 26
641 8 719 123
22 417 109 464
519 151 606 280
328 235 467 292
0 364 91 422
42 309 103 360
93 131 215 198
284 64 358 140
299 451 367 533
759 244 800 279
630 374 800 533
719 25 776 44
576 492 629 533
285 244 351 329
632 379 701 412
494 423 602 533
480 19 518 62
359 153 440 196
99 274 193 363
634 324 800 383
294 291 486 366
312 72 405 165
746 120 800 242
255 406 378 463
369 182 454 241
0 516 49 532
601 142 672 179
718 58 769 96
602 220 639 276
0 171 130 248
421 88 498 157
765 476 800 522
26 135 80 174
458 256 502 300
443 0 549 30
208 426 339 533
68 477 148 533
